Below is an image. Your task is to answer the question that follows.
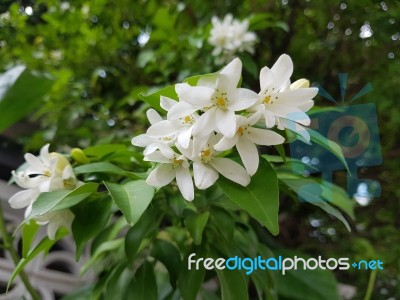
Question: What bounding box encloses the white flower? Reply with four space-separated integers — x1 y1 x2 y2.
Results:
8 144 80 239
131 109 176 155
171 58 258 138
35 209 74 240
251 54 318 140
178 134 250 189
146 96 198 149
214 113 285 175
208 14 257 63
145 149 194 201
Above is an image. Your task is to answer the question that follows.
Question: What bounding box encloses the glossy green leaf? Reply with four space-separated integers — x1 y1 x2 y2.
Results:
21 220 40 258
217 160 280 235
216 269 249 300
151 239 182 288
0 66 54 133
139 85 177 112
125 261 157 300
74 162 125 175
104 180 155 226
83 144 128 160
71 196 112 260
30 183 99 218
184 211 210 245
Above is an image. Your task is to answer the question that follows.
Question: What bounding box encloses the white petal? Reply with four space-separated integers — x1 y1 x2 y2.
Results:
176 167 194 201
177 127 193 149
259 67 274 92
147 120 181 137
298 100 314 112
229 88 259 111
167 101 198 120
143 143 158 156
281 119 311 142
24 153 44 172
215 109 236 138
269 104 310 126
263 109 276 128
271 54 293 90
8 189 37 209
192 108 217 137
213 135 239 151
236 137 259 176
131 134 155 147
275 88 318 106
144 151 170 163
247 128 285 146
210 157 250 186
175 83 214 107
146 164 176 187
160 96 177 111
193 161 219 189
146 109 163 125
39 144 51 165
197 74 219 88
218 58 242 90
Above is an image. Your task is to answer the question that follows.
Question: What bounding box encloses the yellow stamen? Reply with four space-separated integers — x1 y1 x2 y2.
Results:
263 95 271 104
200 147 213 163
237 127 244 136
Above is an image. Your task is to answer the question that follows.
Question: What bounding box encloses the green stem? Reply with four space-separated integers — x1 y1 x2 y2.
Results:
0 202 41 300
364 268 378 300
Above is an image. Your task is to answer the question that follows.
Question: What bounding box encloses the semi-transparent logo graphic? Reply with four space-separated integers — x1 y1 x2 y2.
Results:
289 73 382 204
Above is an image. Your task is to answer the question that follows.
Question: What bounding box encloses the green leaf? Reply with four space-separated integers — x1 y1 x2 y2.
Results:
104 265 132 300
308 128 350 173
21 220 40 257
125 261 157 300
184 211 210 245
105 180 155 226
217 160 280 235
71 196 112 260
83 144 128 160
0 66 54 133
7 228 68 290
151 239 182 288
91 217 127 255
178 248 207 300
29 183 99 218
125 208 156 263
139 85 177 112
74 162 125 175
216 269 249 300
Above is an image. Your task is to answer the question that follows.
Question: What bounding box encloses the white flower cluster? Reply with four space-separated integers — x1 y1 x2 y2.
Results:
132 54 318 201
208 14 257 63
9 144 81 239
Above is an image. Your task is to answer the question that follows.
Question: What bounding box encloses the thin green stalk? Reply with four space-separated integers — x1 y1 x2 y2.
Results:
364 268 378 300
0 202 41 300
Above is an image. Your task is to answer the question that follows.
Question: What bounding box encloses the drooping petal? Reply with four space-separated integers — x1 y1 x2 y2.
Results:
144 151 171 163
160 96 177 111
271 54 293 90
175 83 214 107
176 167 194 201
298 100 314 112
213 135 239 151
210 157 250 186
192 108 217 137
8 189 37 209
280 118 311 142
197 74 219 89
275 88 318 107
236 137 259 176
131 134 155 147
215 109 236 138
167 101 198 120
247 128 285 146
147 120 182 137
193 161 219 189
143 143 158 156
146 164 176 187
177 127 193 149
268 104 310 126
259 66 274 92
228 88 259 111
263 109 276 128
146 109 163 125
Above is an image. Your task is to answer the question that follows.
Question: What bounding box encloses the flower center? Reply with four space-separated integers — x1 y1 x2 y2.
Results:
171 157 183 168
63 177 76 189
263 95 271 104
213 91 228 111
200 147 214 163
182 115 195 125
237 126 245 136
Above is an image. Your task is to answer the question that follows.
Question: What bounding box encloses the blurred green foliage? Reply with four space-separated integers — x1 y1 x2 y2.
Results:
1 0 399 299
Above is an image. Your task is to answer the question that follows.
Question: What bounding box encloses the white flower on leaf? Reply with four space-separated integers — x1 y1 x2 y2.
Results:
251 54 318 141
131 109 176 156
178 134 250 189
214 112 285 175
146 96 199 149
8 144 80 239
35 209 75 240
173 58 258 138
145 149 194 201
